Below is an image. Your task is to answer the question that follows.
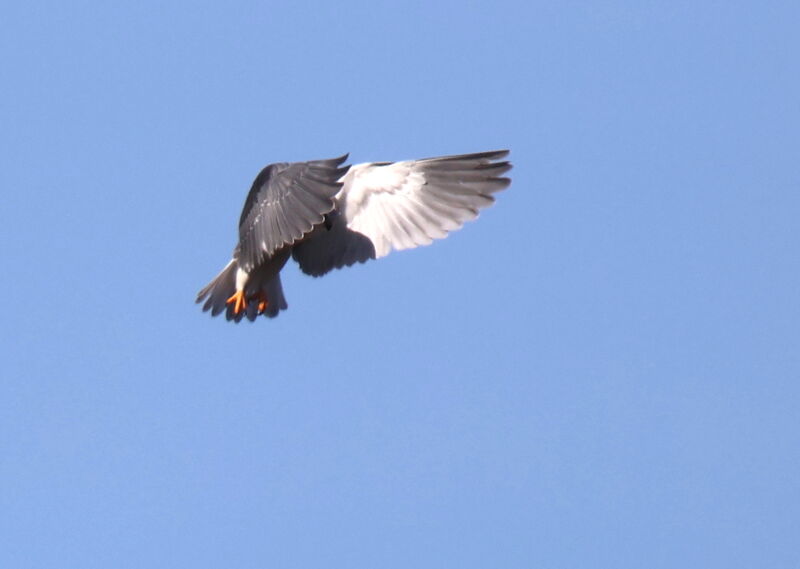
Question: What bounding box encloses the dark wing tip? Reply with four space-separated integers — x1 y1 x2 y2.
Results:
309 153 349 168
421 149 510 163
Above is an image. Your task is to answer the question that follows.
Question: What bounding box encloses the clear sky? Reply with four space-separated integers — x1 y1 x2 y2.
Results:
1 1 798 567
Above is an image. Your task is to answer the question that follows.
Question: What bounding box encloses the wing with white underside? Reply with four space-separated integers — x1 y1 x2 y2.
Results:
291 150 511 276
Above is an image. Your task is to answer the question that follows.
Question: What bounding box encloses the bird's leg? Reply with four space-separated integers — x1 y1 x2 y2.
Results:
256 291 269 314
226 290 247 315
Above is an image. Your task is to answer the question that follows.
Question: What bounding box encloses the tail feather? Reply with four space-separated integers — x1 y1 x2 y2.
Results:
197 259 288 322
196 259 237 317
242 273 288 322
263 274 288 317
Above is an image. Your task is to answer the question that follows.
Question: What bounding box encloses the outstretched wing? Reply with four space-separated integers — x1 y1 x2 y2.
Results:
292 150 511 276
237 155 349 272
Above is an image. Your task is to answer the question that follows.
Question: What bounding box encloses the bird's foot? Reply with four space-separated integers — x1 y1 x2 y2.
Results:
226 290 247 315
256 291 269 314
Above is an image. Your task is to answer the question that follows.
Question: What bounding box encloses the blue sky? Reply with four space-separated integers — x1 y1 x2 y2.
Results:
1 1 798 567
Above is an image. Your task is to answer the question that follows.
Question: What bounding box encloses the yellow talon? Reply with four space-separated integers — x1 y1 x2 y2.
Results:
226 290 247 315
257 292 269 314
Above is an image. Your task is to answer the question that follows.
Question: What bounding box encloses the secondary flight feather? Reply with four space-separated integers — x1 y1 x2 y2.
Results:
197 150 512 322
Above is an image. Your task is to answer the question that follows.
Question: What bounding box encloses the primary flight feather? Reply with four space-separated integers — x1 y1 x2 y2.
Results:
197 150 512 322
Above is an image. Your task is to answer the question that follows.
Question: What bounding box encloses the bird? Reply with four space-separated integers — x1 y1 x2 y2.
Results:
196 149 512 322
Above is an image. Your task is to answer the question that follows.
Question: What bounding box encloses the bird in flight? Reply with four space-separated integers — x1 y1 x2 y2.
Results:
197 150 511 322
